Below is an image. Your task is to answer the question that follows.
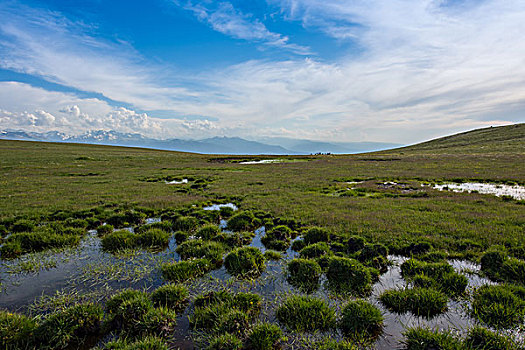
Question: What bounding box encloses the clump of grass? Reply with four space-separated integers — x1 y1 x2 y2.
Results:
0 241 23 259
402 327 462 350
303 227 330 245
106 291 177 340
291 239 306 252
401 259 454 279
224 247 266 277
359 243 388 261
122 307 177 340
379 288 448 318
101 230 137 252
276 295 336 332
161 259 211 282
176 240 225 265
216 309 251 335
2 229 81 258
172 216 199 232
134 221 172 234
136 228 170 249
326 256 372 296
227 211 261 231
206 333 243 350
264 250 282 260
402 258 467 297
106 289 148 315
400 241 433 256
315 338 358 350
99 336 168 350
96 224 114 237
111 293 154 330
174 230 188 244
196 224 221 240
246 323 284 350
11 219 35 233
219 206 235 218
411 271 468 298
213 231 254 247
0 310 37 349
106 211 146 228
261 225 293 251
339 300 383 341
419 250 448 263
287 258 321 293
481 250 525 285
299 242 332 259
345 236 366 254
190 290 261 333
150 284 189 312
470 284 525 329
34 303 103 349
464 326 516 350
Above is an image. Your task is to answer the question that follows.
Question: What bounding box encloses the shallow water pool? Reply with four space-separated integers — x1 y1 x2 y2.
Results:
430 182 525 200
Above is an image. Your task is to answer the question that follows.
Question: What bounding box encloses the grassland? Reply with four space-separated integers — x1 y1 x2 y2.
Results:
1 123 523 249
0 123 524 349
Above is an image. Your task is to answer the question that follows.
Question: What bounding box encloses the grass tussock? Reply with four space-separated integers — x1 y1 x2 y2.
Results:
224 246 266 278
470 284 525 329
380 287 448 318
276 295 336 332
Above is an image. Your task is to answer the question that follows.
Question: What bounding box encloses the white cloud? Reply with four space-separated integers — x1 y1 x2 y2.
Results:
0 1 524 143
178 1 311 55
0 82 165 137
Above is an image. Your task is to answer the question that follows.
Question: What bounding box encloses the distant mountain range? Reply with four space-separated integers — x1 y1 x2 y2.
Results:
0 130 401 155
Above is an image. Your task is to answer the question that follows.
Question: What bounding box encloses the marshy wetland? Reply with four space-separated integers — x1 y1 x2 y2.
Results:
0 124 524 349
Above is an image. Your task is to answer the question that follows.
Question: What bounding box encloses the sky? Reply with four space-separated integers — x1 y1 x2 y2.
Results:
0 0 524 143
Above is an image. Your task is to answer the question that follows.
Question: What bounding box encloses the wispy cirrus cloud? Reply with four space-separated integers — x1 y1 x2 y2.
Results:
176 1 311 55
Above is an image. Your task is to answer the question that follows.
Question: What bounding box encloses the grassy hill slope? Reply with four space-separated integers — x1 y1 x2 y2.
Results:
397 123 525 154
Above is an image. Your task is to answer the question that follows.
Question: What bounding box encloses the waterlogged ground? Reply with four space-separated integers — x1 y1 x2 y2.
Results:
430 182 525 200
1 205 522 349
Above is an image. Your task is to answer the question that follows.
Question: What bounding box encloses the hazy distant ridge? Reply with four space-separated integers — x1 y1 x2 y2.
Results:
0 130 401 155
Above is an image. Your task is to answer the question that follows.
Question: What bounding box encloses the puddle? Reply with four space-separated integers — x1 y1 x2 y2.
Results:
145 217 161 224
202 203 238 211
239 159 285 164
429 182 525 200
165 179 188 184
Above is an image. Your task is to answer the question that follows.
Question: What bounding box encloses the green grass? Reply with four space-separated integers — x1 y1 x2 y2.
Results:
470 284 525 329
246 323 284 350
206 333 243 350
339 300 383 341
190 290 261 336
98 336 168 350
276 295 336 332
150 284 189 312
402 327 463 350
160 259 212 282
224 246 266 278
287 258 322 293
380 287 449 318
0 125 525 348
326 256 373 296
34 303 103 349
1 125 523 256
0 310 37 349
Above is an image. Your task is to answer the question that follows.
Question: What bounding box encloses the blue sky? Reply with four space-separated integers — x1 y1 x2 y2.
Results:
0 0 524 142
